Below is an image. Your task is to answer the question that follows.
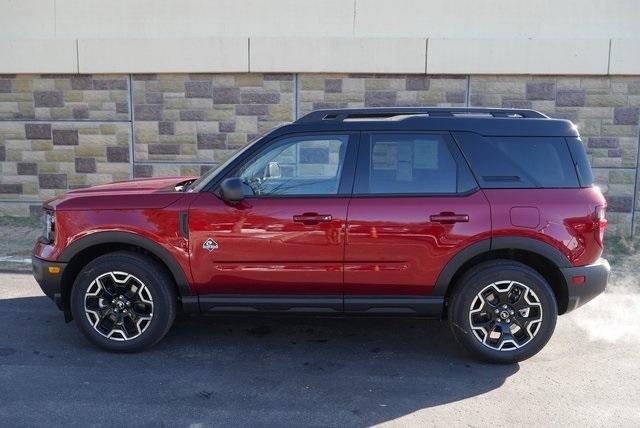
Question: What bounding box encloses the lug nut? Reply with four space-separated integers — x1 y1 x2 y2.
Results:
495 309 500 314
506 318 511 323
510 310 515 315
503 304 508 309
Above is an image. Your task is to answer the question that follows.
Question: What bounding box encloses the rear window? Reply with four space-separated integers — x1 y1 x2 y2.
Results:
565 137 594 187
454 132 580 188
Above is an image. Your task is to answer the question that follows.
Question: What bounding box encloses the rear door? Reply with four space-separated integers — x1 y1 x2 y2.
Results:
344 132 491 309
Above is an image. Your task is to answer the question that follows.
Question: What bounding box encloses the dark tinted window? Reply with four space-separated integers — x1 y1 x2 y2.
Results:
566 137 594 187
454 132 579 188
354 133 477 195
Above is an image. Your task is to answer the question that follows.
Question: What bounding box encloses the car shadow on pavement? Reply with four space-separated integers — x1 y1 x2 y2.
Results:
0 295 519 427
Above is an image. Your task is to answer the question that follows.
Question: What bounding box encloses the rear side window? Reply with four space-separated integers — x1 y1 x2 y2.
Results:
454 132 579 188
354 133 477 195
566 137 594 187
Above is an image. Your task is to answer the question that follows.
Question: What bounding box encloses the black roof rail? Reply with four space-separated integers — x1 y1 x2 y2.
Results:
296 107 548 123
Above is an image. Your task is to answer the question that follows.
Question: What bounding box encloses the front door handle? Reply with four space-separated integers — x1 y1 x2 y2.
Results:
430 212 469 224
293 213 333 225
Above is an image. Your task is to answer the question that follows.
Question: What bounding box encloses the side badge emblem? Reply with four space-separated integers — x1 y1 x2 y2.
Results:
203 238 219 252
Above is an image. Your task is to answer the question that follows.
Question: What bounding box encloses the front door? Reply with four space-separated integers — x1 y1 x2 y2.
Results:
344 132 491 309
188 133 357 311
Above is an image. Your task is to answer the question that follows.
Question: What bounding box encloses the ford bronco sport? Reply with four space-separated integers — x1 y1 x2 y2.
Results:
32 107 610 363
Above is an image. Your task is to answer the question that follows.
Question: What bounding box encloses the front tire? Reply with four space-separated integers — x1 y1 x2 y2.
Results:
70 251 177 352
448 260 557 364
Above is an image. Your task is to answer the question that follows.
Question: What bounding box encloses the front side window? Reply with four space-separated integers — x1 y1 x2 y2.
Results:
236 135 349 196
354 133 476 195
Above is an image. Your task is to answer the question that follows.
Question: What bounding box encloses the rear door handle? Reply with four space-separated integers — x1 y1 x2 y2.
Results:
293 213 333 225
430 212 469 224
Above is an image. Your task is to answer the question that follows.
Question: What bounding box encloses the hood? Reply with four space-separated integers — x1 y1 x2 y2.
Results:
67 176 197 194
45 176 198 211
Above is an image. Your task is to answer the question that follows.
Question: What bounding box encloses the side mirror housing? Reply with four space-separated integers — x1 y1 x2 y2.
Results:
219 177 244 203
264 161 281 179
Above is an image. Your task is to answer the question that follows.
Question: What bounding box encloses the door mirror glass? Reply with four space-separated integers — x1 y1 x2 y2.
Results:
219 177 244 202
264 161 281 179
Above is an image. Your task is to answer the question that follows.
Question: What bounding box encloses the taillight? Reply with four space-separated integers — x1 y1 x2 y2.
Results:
595 205 607 246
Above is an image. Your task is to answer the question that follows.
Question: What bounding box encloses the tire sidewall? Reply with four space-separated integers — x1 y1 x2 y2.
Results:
70 252 176 352
449 262 558 364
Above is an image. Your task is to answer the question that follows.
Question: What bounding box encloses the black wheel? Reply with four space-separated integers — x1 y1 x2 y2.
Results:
70 251 177 352
448 260 557 364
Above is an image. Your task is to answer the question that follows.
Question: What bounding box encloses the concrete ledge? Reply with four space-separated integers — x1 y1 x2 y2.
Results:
250 37 426 73
0 39 77 73
428 38 610 75
78 38 249 73
609 39 640 74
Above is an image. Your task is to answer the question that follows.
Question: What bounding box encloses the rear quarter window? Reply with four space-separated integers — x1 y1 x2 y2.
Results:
453 132 580 188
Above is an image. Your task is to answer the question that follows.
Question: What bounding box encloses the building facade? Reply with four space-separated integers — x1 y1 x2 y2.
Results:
1 1 639 236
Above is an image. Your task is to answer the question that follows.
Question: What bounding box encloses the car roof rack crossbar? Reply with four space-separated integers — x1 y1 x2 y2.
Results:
296 107 548 123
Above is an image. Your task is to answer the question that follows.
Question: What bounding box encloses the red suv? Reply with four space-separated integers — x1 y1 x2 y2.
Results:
32 108 609 363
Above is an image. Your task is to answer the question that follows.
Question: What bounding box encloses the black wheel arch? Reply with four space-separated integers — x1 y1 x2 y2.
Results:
58 232 192 314
434 237 571 314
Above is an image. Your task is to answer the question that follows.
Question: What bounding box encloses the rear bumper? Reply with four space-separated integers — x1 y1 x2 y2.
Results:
560 258 610 313
32 255 67 311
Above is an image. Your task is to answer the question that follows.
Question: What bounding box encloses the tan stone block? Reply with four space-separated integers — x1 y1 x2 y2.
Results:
211 76 236 87
0 92 33 102
97 163 130 175
13 79 33 92
180 165 201 176
22 151 46 162
38 163 59 173
417 92 446 104
365 79 391 90
299 90 324 102
46 149 74 162
110 91 128 103
268 104 293 121
210 108 235 121
181 145 198 156
18 102 34 117
0 102 19 115
22 182 38 195
50 107 73 120
84 91 111 103
76 145 105 157
227 133 246 147
135 126 159 144
602 125 639 137
214 149 237 163
5 150 21 162
300 77 325 91
54 79 72 91
585 94 626 107
236 116 258 133
33 79 54 91
160 79 185 93
31 141 53 151
235 74 263 87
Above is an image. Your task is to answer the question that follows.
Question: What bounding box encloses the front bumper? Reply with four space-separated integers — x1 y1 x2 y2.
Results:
560 258 610 313
32 255 67 311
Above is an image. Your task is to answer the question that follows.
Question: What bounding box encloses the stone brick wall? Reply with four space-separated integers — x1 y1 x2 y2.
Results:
0 73 639 237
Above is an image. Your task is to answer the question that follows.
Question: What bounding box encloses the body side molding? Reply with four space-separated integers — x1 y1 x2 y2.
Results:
59 231 192 297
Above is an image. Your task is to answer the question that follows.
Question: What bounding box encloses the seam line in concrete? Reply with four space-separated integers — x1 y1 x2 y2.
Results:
127 74 135 179
0 119 131 124
293 73 299 120
607 39 612 75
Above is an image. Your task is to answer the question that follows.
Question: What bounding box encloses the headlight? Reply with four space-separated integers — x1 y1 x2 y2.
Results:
41 209 56 243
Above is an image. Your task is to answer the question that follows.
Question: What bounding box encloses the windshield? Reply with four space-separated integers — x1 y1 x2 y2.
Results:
186 134 268 192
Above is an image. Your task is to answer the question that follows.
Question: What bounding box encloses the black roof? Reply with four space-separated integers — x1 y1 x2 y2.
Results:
276 107 578 137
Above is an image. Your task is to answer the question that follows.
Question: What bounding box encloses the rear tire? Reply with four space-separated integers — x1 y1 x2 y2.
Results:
448 260 557 364
70 251 177 352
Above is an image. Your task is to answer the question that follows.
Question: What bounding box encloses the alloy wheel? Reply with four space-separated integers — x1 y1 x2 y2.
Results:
84 271 154 341
468 280 543 351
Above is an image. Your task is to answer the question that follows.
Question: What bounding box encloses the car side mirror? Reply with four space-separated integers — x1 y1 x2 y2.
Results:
219 177 244 203
264 161 281 179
